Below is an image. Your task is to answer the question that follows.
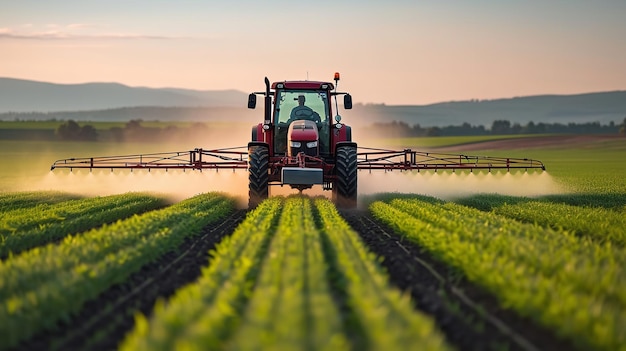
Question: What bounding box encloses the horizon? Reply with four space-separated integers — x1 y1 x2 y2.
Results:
2 1 625 105
2 76 625 108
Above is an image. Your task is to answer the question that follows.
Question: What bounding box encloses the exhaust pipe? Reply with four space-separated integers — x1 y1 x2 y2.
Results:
264 77 271 125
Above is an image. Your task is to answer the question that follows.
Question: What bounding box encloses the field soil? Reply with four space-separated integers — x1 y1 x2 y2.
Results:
436 134 623 151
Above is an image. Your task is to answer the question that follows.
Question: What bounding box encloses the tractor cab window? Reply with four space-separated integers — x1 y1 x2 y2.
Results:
275 91 328 124
274 90 331 154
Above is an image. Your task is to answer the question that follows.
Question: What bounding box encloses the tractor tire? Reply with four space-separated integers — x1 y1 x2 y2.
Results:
248 145 269 209
334 145 358 208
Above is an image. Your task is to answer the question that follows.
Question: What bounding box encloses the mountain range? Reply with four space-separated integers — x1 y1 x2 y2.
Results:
0 77 248 112
351 91 626 127
1 77 624 127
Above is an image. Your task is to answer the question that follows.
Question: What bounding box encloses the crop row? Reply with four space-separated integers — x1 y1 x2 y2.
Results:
0 193 167 258
455 194 626 247
313 198 449 350
121 196 450 351
0 191 82 211
226 197 347 350
370 196 626 351
0 192 234 350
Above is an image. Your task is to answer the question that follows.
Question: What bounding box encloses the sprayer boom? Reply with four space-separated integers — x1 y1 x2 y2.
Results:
50 146 544 173
50 147 248 171
357 147 545 172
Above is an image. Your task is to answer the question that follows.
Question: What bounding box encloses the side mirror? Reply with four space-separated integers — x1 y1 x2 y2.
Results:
248 94 257 109
344 94 352 109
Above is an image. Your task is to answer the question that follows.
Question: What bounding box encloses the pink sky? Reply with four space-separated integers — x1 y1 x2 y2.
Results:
1 1 625 105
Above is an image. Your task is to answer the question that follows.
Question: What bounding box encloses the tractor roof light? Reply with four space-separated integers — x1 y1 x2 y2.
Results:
334 72 340 81
321 84 328 89
276 83 284 89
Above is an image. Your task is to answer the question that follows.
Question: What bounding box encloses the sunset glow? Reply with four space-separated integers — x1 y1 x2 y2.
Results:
1 0 625 105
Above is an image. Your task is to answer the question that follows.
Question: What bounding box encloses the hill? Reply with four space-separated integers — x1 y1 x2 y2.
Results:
351 91 626 127
0 77 248 112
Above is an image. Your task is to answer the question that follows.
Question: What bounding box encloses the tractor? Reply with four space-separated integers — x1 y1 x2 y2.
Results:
51 73 546 209
246 73 357 208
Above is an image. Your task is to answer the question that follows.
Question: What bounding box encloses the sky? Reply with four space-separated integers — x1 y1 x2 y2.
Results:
1 0 625 105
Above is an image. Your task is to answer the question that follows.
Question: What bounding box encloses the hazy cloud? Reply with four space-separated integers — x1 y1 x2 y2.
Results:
0 25 183 40
66 23 94 29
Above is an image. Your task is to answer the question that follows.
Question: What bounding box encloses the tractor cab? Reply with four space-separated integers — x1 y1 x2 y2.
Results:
246 74 358 207
274 88 331 156
247 75 353 162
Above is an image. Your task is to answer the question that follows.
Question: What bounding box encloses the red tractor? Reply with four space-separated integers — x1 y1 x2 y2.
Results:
246 73 357 208
51 73 545 209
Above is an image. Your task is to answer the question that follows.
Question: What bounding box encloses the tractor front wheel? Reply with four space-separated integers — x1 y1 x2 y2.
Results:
248 144 269 208
334 145 357 208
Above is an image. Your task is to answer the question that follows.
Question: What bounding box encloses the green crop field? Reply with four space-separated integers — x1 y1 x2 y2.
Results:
0 120 205 130
0 131 625 350
362 134 626 350
0 192 234 350
370 195 626 351
121 197 450 351
371 134 550 149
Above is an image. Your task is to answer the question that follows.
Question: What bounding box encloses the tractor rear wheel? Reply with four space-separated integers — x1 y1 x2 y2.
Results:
248 144 269 208
334 145 357 208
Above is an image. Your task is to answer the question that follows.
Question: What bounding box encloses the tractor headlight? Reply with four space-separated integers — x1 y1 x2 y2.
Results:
306 141 318 148
290 141 301 148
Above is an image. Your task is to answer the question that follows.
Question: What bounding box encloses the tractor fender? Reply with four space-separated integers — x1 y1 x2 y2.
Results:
332 124 352 148
344 125 352 142
251 123 264 142
248 141 270 149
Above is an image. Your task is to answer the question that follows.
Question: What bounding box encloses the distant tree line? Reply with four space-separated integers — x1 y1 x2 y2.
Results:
56 120 98 141
4 116 625 142
56 119 211 142
0 106 253 123
361 118 626 138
